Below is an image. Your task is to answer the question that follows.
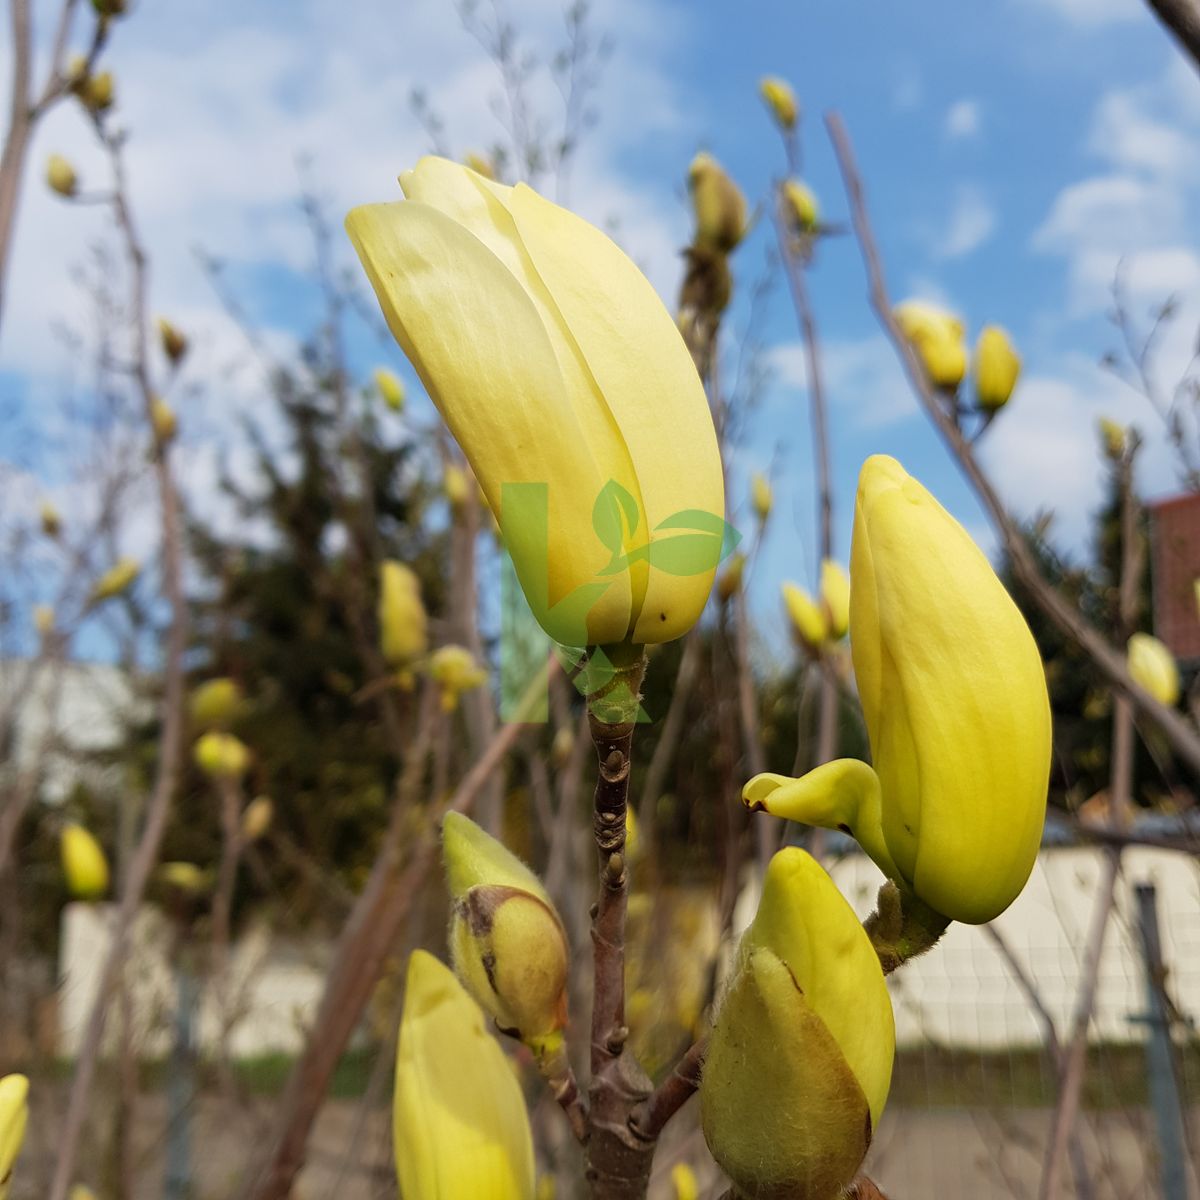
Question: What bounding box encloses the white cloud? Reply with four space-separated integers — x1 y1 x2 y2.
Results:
944 99 981 141
935 184 996 260
1011 0 1142 27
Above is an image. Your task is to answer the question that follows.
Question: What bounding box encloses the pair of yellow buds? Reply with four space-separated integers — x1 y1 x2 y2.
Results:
782 560 850 653
894 301 1021 411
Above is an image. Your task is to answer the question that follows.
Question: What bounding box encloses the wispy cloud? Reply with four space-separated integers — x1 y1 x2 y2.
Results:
944 99 981 141
935 184 996 259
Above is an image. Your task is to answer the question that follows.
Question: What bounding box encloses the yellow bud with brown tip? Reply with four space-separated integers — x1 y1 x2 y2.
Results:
759 76 798 131
157 317 188 364
40 501 61 538
442 812 568 1051
973 325 1020 412
61 824 109 900
47 154 78 198
241 795 274 842
374 367 405 411
894 300 967 390
717 551 745 602
1128 633 1180 707
193 731 251 780
782 179 819 235
688 152 747 254
90 557 139 604
150 396 177 443
34 605 54 637
701 849 893 1200
378 561 427 668
429 644 487 712
81 69 115 113
782 582 827 651
0 1073 30 1200
820 559 850 640
751 471 773 522
190 677 243 729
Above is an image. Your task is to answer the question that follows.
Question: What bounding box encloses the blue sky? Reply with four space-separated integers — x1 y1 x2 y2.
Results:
2 0 1198 654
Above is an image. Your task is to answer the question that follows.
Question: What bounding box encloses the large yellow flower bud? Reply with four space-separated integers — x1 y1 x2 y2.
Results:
90 557 139 603
973 325 1021 411
745 457 1051 924
782 179 819 235
46 154 78 198
1128 633 1180 706
820 559 850 640
759 77 798 131
442 812 568 1054
193 732 251 780
394 950 535 1200
701 849 894 1200
190 677 243 730
688 152 748 254
0 1074 29 1200
378 561 428 667
782 582 827 651
348 157 724 648
61 824 109 900
373 367 405 412
894 300 967 390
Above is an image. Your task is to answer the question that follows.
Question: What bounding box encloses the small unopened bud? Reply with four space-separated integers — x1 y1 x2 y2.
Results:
717 551 745 602
1098 417 1126 460
194 731 251 779
0 1074 30 1197
688 152 748 254
820 559 850 640
80 70 115 113
190 677 243 730
156 861 211 895
240 795 273 842
551 726 574 768
1127 632 1180 707
428 644 487 712
442 812 569 1052
40 501 62 537
759 76 798 131
443 463 470 510
782 179 819 235
46 154 78 198
536 1176 556 1200
34 605 54 637
66 54 89 88
751 471 773 522
973 325 1020 412
150 396 177 443
894 300 967 390
90 557 140 604
378 561 428 667
157 317 188 364
90 0 127 15
374 367 405 412
782 582 828 652
69 1186 98 1200
61 824 109 900
671 1162 699 1200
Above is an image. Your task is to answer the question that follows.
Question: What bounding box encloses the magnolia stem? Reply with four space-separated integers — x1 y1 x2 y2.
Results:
628 1036 706 1141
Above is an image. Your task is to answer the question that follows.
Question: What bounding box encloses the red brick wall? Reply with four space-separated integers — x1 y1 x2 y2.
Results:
1150 492 1200 663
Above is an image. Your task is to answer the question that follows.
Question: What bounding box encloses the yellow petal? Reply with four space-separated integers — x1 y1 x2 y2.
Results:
394 951 535 1200
0 1074 29 1200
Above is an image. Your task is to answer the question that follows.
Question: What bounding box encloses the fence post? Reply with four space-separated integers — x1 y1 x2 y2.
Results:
1133 882 1188 1200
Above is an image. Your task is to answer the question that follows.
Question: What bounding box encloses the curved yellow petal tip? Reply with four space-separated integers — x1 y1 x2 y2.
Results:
742 773 790 809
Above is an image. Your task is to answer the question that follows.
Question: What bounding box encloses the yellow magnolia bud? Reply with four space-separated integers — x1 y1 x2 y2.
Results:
751 471 773 522
1098 417 1126 460
190 677 243 729
443 463 470 509
394 951 535 1200
66 54 89 87
782 582 827 651
156 861 211 894
894 300 967 390
465 152 497 180
429 644 487 712
241 795 274 842
150 396 177 443
759 76 798 130
701 849 893 1200
782 179 819 235
40 500 62 537
550 726 574 768
90 557 139 603
0 1074 29 1200
443 812 568 1050
379 560 428 667
820 559 850 640
671 1163 698 1200
68 1187 98 1200
347 156 724 647
688 151 747 254
47 154 78 198
61 824 109 900
1128 632 1180 707
193 731 251 779
716 550 745 602
157 317 188 364
746 457 1051 924
973 325 1020 411
34 605 55 636
374 367 405 411
91 0 127 15
81 70 115 112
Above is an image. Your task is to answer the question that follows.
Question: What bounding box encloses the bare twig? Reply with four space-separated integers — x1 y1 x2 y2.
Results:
824 110 1200 777
628 1036 706 1142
